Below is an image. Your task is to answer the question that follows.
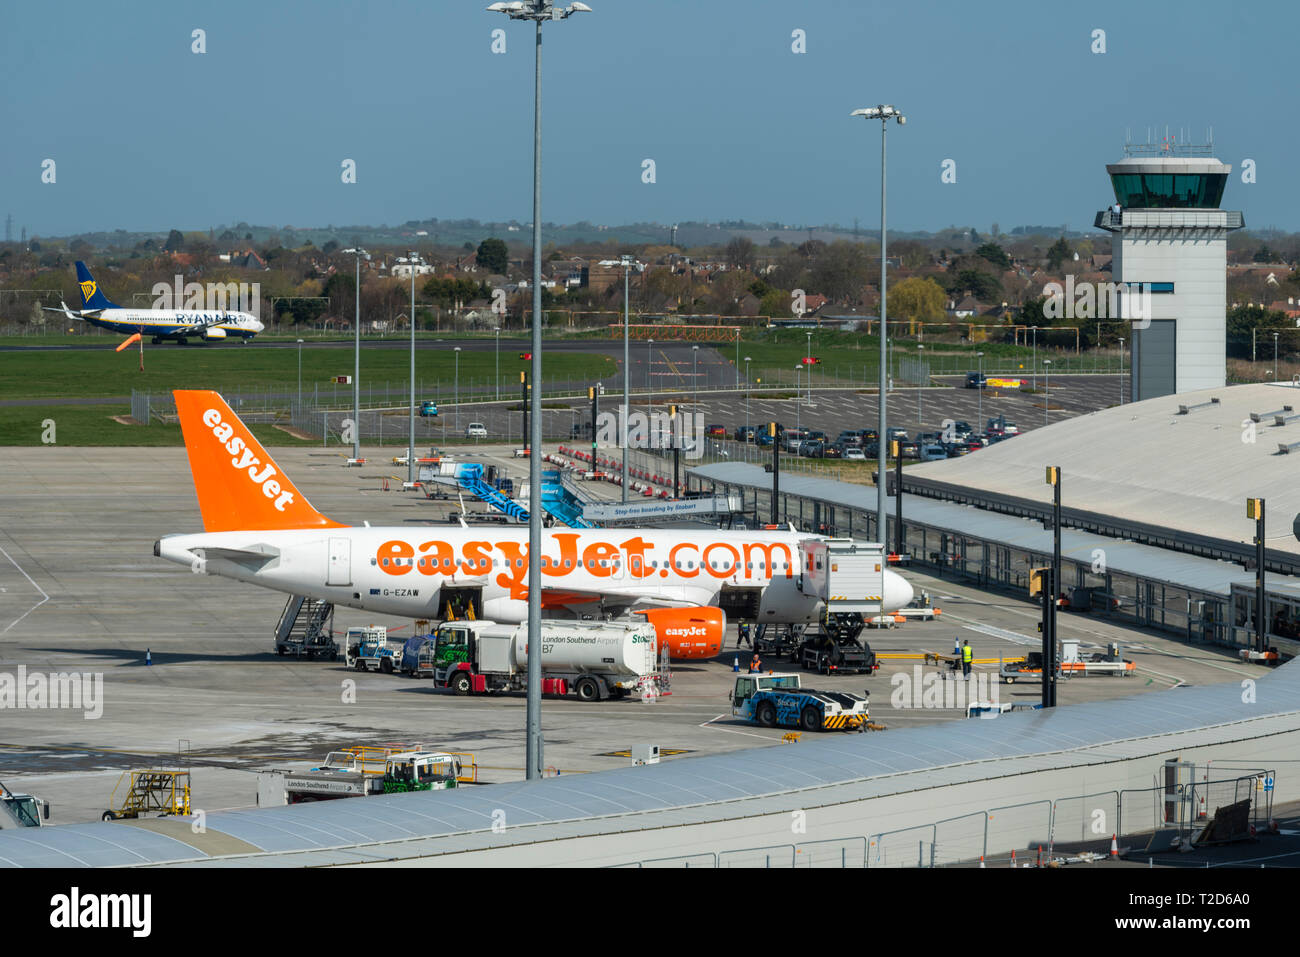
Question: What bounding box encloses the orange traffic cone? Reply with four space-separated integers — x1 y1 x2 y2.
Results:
1036 844 1042 867
1010 848 1016 868
1110 834 1119 858
979 855 986 868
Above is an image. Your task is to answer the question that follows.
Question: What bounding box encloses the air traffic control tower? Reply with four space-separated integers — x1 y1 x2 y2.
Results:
1095 142 1243 401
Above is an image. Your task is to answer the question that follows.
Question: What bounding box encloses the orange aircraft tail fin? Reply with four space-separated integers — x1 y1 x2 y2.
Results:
174 390 344 533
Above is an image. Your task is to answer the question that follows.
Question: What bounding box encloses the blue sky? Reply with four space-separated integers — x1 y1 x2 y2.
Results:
2 0 1294 237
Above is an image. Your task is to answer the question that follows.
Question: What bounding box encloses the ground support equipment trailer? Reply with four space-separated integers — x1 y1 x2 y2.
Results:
0 780 49 828
432 618 661 702
345 625 404 674
731 672 872 732
280 750 463 804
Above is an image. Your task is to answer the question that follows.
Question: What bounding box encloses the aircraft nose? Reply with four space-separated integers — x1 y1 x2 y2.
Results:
252 318 265 333
882 569 913 612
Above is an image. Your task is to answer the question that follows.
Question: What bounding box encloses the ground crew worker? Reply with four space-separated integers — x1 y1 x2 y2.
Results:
962 639 973 679
951 636 962 673
738 622 751 649
749 653 762 674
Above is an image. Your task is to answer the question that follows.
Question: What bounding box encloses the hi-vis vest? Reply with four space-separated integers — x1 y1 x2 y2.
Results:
962 645 973 664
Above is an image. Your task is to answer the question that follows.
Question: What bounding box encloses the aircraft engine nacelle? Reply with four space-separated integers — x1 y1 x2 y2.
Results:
202 327 228 340
639 606 726 660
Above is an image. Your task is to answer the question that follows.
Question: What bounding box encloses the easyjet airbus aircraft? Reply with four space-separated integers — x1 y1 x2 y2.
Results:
156 391 914 659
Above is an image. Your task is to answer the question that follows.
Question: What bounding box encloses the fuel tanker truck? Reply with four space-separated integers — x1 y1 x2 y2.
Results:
431 618 661 701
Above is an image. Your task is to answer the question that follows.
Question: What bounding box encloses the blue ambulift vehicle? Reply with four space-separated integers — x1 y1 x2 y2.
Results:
731 672 872 732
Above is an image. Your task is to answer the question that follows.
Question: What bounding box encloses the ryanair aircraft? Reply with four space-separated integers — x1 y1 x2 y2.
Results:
46 262 264 343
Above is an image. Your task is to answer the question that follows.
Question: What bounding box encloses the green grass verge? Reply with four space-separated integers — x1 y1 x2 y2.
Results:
0 344 616 401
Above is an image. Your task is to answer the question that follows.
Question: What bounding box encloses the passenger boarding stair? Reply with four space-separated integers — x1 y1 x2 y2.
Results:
274 595 337 659
421 461 528 522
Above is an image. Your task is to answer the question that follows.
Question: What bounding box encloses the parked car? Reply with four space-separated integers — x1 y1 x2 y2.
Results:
951 420 973 439
843 446 867 461
987 416 1020 436
465 422 488 438
756 432 774 448
886 428 909 442
805 429 827 442
419 401 439 417
800 440 825 458
706 423 726 438
917 431 943 445
899 440 919 459
781 429 806 453
823 443 843 459
734 425 757 442
966 372 988 389
918 443 948 462
945 443 973 457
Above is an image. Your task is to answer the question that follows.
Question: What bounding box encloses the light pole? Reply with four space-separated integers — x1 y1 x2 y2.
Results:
1044 359 1052 426
852 103 905 546
692 344 699 410
353 250 364 460
806 331 813 406
408 251 416 484
744 355 752 431
795 366 802 431
1274 331 1280 381
495 329 500 401
1117 337 1125 405
646 338 653 425
454 347 461 433
622 255 633 504
977 350 984 434
297 338 304 408
917 343 924 430
488 0 591 783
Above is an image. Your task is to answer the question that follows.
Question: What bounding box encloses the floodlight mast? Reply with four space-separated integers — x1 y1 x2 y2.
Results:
851 103 905 548
487 0 591 783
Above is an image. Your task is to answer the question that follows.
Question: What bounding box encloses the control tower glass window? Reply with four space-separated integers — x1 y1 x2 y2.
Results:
1110 173 1226 209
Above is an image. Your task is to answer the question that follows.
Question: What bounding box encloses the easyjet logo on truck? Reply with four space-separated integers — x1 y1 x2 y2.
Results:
202 407 296 511
376 532 793 597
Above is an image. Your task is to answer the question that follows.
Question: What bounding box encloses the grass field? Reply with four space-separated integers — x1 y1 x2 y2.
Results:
0 404 318 447
0 343 616 401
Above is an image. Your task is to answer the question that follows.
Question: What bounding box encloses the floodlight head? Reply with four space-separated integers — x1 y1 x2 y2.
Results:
897 115 906 125
568 1 592 11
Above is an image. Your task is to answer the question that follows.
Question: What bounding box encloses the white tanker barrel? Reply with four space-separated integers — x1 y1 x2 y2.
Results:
511 620 657 677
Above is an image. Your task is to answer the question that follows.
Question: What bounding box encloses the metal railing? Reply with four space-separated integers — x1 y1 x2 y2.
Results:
618 770 1278 868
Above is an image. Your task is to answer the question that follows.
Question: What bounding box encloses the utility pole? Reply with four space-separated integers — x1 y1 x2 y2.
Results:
670 404 681 499
893 439 903 555
1044 466 1061 708
1249 497 1266 653
768 421 781 524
